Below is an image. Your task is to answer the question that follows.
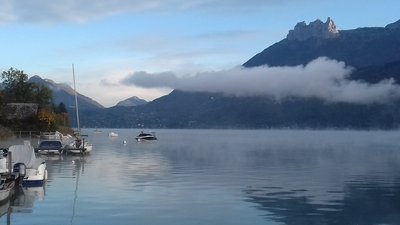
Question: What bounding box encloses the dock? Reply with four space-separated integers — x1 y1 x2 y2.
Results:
34 147 90 155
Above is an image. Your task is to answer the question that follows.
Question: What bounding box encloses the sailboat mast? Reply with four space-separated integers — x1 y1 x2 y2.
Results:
72 64 80 134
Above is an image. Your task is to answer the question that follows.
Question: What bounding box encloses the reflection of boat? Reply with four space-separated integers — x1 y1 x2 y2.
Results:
11 185 45 214
0 199 10 218
108 132 118 137
70 155 85 224
37 140 63 155
135 131 157 142
6 145 47 187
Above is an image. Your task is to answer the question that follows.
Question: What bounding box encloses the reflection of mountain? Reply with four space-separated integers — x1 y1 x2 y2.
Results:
244 176 400 225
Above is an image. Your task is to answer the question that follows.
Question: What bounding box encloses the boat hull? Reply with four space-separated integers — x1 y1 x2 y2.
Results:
21 164 47 187
0 181 15 202
135 137 157 142
37 149 63 155
135 132 157 142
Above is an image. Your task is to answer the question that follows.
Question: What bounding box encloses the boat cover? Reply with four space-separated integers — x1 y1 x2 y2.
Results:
8 145 38 169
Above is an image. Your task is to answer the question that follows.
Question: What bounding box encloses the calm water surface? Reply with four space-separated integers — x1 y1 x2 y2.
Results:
1 129 400 225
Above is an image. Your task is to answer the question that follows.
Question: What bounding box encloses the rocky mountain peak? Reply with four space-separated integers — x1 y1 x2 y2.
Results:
287 17 339 41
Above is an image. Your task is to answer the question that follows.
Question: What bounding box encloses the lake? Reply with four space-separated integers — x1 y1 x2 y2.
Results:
1 129 400 225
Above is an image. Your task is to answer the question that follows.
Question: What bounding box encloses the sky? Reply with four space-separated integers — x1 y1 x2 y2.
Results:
0 0 399 107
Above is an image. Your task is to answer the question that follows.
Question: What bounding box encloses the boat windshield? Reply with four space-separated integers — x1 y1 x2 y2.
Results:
39 141 62 149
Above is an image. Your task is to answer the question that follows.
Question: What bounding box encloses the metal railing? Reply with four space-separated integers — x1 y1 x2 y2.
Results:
14 131 41 138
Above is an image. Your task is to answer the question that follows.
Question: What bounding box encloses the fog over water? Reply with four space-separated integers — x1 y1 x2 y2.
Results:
1 129 400 224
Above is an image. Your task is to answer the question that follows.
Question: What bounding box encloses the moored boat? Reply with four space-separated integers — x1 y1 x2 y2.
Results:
108 132 118 137
135 131 157 142
65 64 93 155
1 145 48 187
66 138 92 154
36 140 63 155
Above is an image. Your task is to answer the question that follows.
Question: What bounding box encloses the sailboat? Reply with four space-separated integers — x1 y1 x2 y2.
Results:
66 64 93 154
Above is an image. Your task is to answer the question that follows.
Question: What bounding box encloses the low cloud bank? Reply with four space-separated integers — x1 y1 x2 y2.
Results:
120 57 400 104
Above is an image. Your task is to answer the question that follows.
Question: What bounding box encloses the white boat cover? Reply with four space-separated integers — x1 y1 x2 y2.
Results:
8 145 38 169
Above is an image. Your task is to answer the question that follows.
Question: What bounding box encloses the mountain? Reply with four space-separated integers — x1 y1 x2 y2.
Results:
28 75 104 126
78 87 400 129
115 96 147 107
350 60 400 84
243 18 400 68
37 18 400 129
29 75 104 111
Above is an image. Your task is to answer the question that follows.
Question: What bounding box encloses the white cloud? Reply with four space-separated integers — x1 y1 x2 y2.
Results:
0 0 305 24
120 57 400 104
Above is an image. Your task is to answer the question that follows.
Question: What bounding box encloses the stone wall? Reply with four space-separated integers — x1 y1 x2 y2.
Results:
5 103 38 119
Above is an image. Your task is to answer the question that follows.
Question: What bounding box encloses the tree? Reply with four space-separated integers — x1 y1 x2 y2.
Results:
32 83 53 107
1 68 32 102
0 68 53 106
0 67 71 133
56 102 67 113
37 108 56 131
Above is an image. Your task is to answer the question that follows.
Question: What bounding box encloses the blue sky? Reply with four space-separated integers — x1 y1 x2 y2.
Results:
0 0 399 107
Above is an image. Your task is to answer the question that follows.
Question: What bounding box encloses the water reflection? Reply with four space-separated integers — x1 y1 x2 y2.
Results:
0 185 45 225
0 151 88 224
12 185 45 213
70 155 85 225
2 129 400 224
244 176 400 225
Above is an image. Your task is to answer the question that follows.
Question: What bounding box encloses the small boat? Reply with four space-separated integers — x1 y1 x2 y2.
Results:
94 129 102 133
36 140 63 154
2 145 47 187
135 131 157 142
108 132 118 137
0 179 14 203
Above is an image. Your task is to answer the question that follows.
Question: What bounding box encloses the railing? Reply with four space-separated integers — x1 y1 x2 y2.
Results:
14 131 41 138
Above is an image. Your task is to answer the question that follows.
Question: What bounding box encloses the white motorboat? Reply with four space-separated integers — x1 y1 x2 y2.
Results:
0 145 47 187
135 131 157 142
